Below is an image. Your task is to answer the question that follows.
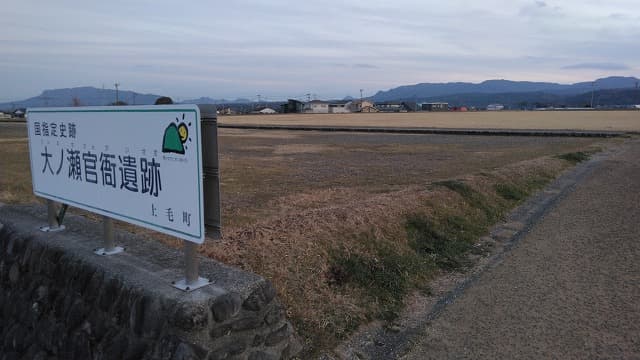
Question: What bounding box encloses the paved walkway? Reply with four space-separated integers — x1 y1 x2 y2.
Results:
404 140 640 359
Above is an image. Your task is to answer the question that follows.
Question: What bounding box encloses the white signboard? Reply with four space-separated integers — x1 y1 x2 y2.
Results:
26 105 205 244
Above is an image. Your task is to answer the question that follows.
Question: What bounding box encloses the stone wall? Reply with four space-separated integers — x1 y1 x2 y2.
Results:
0 204 301 360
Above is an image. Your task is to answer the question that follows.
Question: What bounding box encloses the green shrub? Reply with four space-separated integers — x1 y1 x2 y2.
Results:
328 239 432 319
557 151 590 164
494 183 528 201
434 180 503 223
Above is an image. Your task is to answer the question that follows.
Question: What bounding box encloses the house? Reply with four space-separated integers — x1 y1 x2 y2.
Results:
0 112 11 120
346 100 376 112
401 101 417 112
282 99 305 113
217 107 236 115
328 102 350 113
304 100 329 114
487 104 505 111
375 102 413 112
420 102 449 111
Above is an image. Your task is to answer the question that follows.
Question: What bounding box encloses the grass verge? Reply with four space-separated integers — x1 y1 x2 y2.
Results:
324 166 560 341
556 151 592 164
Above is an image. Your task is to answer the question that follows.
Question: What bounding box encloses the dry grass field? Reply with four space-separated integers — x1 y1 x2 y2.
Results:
220 110 640 132
0 118 625 355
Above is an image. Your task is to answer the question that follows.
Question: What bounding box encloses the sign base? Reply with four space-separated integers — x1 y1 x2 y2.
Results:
94 246 125 256
172 277 211 292
40 225 65 232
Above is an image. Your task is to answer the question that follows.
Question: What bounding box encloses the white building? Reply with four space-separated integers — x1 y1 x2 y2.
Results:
304 100 329 114
329 103 350 113
487 104 505 111
258 107 277 114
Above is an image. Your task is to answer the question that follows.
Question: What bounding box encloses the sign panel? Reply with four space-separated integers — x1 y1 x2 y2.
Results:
26 105 205 243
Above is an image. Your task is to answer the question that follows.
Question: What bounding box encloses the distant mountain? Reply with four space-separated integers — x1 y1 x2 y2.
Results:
179 97 253 104
0 86 164 110
416 88 640 109
372 76 640 102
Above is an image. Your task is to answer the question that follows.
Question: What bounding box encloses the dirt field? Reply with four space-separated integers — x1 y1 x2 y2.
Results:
0 121 622 355
217 128 603 227
220 110 640 132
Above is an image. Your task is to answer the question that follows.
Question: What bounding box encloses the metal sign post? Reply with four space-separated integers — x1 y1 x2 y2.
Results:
94 216 124 256
172 241 210 291
172 104 220 292
40 199 65 232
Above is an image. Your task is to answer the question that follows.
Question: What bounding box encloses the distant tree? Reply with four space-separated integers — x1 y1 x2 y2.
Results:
72 97 82 107
110 101 128 106
155 96 173 105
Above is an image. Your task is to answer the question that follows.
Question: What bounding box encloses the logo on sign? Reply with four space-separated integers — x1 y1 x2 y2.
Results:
162 113 192 155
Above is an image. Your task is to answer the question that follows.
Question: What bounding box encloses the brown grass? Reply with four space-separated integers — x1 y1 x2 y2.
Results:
220 110 640 132
0 121 620 355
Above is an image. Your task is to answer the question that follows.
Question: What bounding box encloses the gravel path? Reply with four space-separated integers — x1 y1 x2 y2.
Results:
402 140 640 359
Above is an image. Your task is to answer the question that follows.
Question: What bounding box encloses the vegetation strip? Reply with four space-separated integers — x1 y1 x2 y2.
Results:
219 124 624 137
342 150 605 359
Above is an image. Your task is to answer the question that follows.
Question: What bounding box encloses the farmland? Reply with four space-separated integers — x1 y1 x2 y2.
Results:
0 112 627 355
220 110 640 132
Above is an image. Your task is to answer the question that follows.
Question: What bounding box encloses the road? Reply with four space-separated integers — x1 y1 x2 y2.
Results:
403 139 640 359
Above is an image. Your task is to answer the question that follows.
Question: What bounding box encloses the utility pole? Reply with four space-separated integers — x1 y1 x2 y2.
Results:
590 82 595 108
360 89 364 102
306 93 311 102
114 82 120 105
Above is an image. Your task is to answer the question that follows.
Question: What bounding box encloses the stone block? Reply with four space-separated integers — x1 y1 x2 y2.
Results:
248 350 279 360
230 316 263 332
0 205 301 360
171 342 209 360
263 304 284 326
8 262 20 284
211 292 242 322
209 325 232 339
265 323 292 347
171 303 209 331
242 281 276 312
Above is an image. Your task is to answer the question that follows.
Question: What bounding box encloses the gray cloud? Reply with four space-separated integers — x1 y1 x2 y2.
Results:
563 63 631 70
1 0 639 101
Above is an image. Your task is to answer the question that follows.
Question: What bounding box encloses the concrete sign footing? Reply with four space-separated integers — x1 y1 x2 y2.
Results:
39 225 65 232
94 246 125 256
172 277 211 292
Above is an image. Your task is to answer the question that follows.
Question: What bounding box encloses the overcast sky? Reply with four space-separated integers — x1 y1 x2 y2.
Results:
2 0 639 102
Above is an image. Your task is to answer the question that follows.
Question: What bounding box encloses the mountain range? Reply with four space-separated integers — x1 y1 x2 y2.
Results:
2 76 639 111
0 86 164 109
0 88 254 110
371 76 640 102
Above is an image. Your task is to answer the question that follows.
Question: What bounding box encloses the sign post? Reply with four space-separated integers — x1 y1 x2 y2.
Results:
172 104 221 291
42 199 65 232
95 216 123 256
27 105 218 290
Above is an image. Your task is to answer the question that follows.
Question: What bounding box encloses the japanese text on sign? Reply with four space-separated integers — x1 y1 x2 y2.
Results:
27 106 204 243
